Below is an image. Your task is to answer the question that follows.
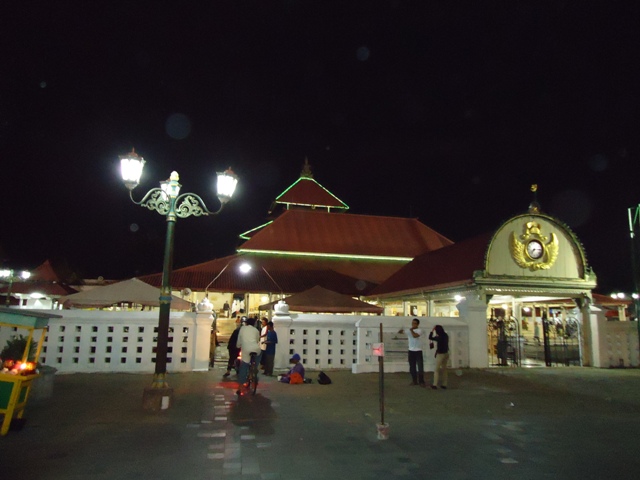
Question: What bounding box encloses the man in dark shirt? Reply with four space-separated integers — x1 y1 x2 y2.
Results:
223 316 241 378
428 325 450 389
263 321 278 376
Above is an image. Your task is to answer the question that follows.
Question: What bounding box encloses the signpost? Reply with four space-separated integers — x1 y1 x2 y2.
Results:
373 324 389 440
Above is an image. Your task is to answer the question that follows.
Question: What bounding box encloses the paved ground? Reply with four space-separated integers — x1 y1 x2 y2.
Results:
2 357 640 480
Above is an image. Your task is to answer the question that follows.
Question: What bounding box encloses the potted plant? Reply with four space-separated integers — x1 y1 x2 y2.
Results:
1 335 56 399
1 335 36 364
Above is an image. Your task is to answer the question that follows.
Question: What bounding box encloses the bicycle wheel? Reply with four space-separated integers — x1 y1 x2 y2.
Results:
250 361 258 395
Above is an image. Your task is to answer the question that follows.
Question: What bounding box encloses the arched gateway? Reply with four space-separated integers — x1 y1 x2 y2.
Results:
481 206 596 367
368 193 605 368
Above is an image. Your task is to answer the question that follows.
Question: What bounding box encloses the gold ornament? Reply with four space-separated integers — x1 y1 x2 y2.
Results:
510 221 559 270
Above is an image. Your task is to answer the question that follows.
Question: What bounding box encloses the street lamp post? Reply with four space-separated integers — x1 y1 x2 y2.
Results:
628 205 640 344
0 269 31 306
119 149 238 403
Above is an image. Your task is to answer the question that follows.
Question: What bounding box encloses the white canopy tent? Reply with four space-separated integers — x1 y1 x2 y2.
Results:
59 278 193 310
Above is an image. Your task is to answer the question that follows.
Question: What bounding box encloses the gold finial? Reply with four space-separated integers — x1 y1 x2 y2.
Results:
301 157 313 178
528 184 540 213
526 221 541 235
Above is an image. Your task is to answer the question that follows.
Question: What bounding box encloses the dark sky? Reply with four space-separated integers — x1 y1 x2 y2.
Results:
1 2 639 294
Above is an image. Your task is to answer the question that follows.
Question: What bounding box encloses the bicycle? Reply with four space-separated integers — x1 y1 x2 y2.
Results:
246 352 258 395
237 351 258 396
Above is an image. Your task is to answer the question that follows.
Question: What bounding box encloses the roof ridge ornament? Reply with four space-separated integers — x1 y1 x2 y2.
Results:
300 157 313 178
528 184 541 213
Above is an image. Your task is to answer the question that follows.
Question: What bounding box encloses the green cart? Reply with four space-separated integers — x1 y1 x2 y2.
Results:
0 308 61 435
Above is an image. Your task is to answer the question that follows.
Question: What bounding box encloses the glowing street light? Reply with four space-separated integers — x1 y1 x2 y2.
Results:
239 262 283 298
0 269 31 306
119 149 237 407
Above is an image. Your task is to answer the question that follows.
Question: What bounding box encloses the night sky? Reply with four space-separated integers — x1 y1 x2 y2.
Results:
1 2 639 293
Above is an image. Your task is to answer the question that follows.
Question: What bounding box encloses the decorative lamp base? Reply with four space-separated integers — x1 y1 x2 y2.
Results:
376 422 390 440
142 386 174 412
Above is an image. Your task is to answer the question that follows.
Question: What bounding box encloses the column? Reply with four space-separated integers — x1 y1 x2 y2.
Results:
457 295 489 368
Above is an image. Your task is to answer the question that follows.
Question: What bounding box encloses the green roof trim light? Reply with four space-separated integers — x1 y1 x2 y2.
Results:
239 220 274 240
237 248 411 262
275 177 349 211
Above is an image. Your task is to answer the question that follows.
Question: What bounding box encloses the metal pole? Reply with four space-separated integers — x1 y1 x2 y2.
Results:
628 206 640 345
152 197 177 389
4 277 13 306
379 323 385 425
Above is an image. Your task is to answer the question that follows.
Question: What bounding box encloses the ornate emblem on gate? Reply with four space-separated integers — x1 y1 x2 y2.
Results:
510 221 559 270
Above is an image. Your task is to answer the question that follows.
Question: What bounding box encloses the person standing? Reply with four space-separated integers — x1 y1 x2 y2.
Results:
263 321 278 376
259 317 268 369
428 325 450 389
398 318 425 386
236 317 261 393
223 316 242 378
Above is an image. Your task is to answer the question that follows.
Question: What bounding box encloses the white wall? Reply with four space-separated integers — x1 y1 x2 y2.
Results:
270 313 469 374
14 305 614 375
272 314 359 372
351 316 469 374
0 309 214 373
590 309 640 368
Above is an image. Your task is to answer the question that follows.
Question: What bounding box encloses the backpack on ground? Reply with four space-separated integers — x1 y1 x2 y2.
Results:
318 371 332 385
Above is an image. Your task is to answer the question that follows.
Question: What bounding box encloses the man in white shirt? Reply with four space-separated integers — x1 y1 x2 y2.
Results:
236 317 261 393
259 317 268 370
399 318 425 387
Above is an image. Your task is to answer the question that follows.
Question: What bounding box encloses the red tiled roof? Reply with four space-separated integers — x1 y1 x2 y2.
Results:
590 293 631 306
275 177 348 210
137 254 400 296
369 233 492 297
258 285 383 313
238 210 453 258
0 260 78 297
5 282 77 296
32 260 61 282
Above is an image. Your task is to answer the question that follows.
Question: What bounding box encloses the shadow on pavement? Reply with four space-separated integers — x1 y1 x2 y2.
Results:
229 392 277 435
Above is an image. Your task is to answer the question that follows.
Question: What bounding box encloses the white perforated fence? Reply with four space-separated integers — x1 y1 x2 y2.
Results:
272 315 359 371
352 316 469 373
0 310 214 373
592 312 640 368
1 310 472 375
271 314 469 374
